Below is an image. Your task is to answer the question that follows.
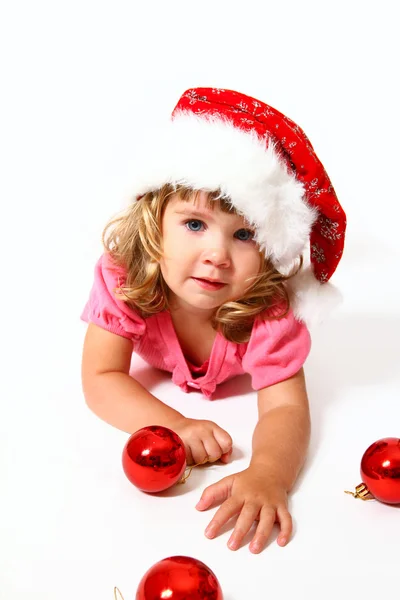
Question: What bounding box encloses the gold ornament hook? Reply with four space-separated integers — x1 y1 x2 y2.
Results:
114 587 124 600
344 482 374 501
178 456 210 484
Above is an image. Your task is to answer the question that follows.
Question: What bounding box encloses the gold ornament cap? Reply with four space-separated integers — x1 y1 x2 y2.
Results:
345 482 374 501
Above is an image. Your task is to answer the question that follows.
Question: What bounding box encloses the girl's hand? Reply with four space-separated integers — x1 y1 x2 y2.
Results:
168 417 233 466
195 466 292 553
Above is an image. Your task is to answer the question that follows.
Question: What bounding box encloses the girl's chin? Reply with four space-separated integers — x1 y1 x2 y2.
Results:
176 295 222 311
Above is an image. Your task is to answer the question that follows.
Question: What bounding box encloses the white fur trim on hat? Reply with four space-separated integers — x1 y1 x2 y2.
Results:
131 111 318 272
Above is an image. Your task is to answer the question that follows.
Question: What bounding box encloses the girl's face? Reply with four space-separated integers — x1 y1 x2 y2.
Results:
159 191 262 318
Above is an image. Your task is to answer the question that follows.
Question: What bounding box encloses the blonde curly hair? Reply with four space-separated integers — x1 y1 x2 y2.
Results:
102 184 301 343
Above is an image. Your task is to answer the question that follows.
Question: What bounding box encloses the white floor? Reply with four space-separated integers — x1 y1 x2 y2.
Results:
2 2 400 599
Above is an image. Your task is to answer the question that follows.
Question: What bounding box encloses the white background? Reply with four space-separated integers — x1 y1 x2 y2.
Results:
1 1 400 598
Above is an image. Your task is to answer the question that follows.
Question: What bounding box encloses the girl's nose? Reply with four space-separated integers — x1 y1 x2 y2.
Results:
202 248 231 268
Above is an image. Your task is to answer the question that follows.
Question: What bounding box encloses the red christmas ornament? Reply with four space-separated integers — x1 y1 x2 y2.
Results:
346 437 400 504
122 426 186 493
135 555 223 600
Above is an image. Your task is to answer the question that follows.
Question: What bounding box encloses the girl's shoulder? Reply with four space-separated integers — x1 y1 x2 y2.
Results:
98 251 127 282
81 253 146 341
240 306 312 390
251 303 310 340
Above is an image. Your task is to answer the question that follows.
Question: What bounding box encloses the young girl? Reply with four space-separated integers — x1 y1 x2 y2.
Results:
81 88 346 554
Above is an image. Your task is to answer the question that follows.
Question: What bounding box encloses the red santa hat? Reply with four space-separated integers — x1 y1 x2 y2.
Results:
132 87 346 326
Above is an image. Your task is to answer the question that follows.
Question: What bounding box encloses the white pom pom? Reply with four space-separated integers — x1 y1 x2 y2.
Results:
287 267 343 328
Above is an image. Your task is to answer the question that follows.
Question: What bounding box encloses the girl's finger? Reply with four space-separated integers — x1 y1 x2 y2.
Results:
183 444 193 466
195 476 233 511
219 448 233 463
213 426 233 456
202 436 224 463
249 507 277 553
204 497 242 539
276 505 293 546
188 439 208 465
227 501 261 551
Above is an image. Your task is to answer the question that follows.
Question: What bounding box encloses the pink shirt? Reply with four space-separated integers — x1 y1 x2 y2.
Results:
81 254 311 399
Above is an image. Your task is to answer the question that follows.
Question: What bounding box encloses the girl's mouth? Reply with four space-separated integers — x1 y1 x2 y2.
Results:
191 277 226 291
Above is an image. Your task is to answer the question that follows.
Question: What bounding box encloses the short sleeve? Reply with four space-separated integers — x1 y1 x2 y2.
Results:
241 308 311 390
80 253 146 343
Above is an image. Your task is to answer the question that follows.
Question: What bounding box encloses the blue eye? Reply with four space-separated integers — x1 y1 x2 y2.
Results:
235 229 254 242
185 219 204 232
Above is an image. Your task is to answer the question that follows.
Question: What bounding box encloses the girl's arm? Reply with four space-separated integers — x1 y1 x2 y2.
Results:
196 368 310 552
250 367 311 491
81 324 233 465
81 323 185 433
